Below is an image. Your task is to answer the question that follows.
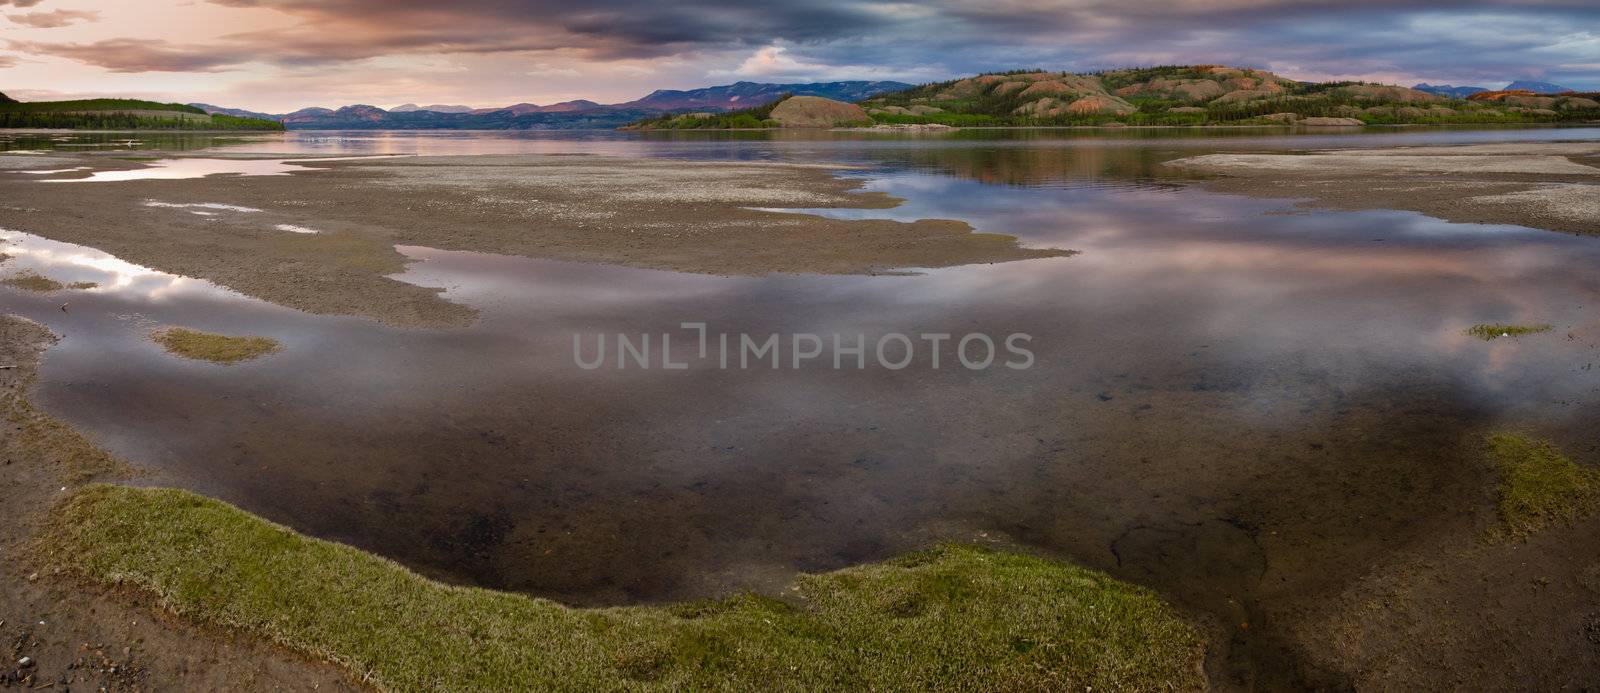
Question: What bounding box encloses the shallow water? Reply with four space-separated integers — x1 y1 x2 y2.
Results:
51 158 322 182
4 127 1600 684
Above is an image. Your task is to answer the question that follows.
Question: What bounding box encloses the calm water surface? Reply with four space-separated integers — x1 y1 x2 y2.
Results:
4 127 1599 683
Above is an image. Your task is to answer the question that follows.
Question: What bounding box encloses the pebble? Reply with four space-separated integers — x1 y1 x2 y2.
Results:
16 656 33 668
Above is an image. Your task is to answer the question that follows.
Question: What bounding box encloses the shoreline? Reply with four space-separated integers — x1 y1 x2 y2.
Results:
0 314 1208 690
0 315 356 691
0 152 1073 328
1163 141 1600 235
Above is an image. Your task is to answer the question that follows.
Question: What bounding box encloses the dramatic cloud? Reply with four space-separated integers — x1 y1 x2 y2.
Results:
178 0 1599 90
6 9 99 27
0 0 1596 110
9 38 255 72
206 0 893 60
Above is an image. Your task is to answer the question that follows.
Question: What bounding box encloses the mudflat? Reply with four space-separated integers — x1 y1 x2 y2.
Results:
0 153 1071 327
1165 141 1600 235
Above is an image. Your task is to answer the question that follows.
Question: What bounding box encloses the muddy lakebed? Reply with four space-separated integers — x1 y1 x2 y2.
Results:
3 127 1600 686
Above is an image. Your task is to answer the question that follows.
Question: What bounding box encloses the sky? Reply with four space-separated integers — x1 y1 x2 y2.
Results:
0 0 1597 112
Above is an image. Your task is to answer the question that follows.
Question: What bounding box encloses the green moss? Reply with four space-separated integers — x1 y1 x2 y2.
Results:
1488 433 1600 540
1467 323 1553 341
151 328 281 364
49 484 1206 692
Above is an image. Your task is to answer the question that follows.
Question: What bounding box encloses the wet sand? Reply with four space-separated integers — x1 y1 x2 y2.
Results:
1165 141 1600 235
0 153 1071 327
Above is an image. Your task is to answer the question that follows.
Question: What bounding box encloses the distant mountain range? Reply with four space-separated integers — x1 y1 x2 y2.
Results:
180 73 1591 131
190 80 912 130
1504 80 1572 93
1412 83 1488 98
618 80 910 110
1414 80 1573 98
390 103 474 113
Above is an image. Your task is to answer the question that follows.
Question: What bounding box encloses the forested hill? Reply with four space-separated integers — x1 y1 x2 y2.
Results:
0 94 284 130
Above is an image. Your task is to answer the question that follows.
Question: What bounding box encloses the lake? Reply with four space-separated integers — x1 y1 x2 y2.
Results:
4 126 1598 685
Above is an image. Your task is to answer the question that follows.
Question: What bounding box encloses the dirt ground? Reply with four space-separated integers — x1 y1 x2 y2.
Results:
1164 141 1600 236
0 153 1071 328
1 315 361 691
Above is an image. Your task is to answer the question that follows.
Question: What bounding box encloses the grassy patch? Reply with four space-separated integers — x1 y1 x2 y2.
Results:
1488 433 1600 540
1 270 96 292
1466 323 1553 341
150 328 281 364
49 484 1206 692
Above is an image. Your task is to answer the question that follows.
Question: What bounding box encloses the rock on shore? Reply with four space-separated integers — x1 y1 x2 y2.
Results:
769 96 871 128
1298 117 1364 126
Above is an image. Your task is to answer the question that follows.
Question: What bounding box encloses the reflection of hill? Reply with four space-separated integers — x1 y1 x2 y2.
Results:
861 140 1181 187
0 131 257 153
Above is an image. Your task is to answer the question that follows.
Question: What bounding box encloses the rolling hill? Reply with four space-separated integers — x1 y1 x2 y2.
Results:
1413 83 1489 98
390 103 475 113
1 95 283 130
618 80 911 111
855 66 1600 126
